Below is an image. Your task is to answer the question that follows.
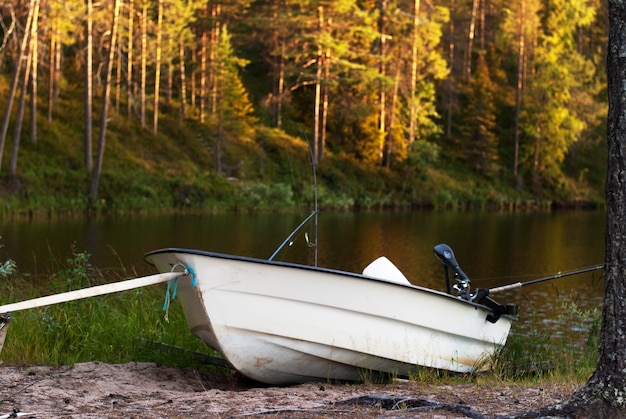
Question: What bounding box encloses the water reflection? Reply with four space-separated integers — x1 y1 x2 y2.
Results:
0 210 605 336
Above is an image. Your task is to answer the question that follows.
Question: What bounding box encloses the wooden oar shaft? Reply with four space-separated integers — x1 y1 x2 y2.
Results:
0 271 183 314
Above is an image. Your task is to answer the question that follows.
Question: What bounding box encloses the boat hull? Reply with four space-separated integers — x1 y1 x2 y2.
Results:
145 249 513 385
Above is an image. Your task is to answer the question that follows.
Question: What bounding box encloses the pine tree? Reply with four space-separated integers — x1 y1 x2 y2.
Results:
459 53 498 176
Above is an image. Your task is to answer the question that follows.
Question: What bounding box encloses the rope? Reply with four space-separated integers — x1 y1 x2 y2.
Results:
163 264 197 322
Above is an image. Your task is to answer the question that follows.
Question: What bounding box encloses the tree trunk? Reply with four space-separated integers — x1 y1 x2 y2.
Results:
47 26 54 123
166 62 172 105
85 0 93 172
384 61 401 169
513 0 525 183
179 40 187 120
277 45 285 129
0 0 36 172
378 0 386 165
191 41 196 111
153 0 163 136
465 0 478 80
10 20 34 176
409 0 420 145
506 1 626 416
209 4 221 117
320 46 329 164
574 0 626 408
127 0 134 118
446 0 454 137
312 5 323 165
29 0 39 144
115 39 122 114
140 2 147 128
90 0 120 201
200 27 207 123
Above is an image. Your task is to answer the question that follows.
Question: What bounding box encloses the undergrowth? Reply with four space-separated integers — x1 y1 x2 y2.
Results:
0 251 223 372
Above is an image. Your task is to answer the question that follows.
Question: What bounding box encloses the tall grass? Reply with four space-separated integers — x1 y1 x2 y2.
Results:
0 251 222 371
491 302 601 382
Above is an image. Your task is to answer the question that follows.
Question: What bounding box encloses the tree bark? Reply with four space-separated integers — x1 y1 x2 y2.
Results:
577 0 626 406
140 2 147 127
127 0 134 118
90 0 121 201
200 25 207 123
409 0 420 145
320 45 329 164
179 40 187 120
10 17 35 176
0 0 36 172
85 0 93 172
209 4 221 117
465 0 478 80
153 0 163 136
446 0 454 137
312 5 323 165
47 26 55 123
513 0 525 182
29 0 39 144
505 1 626 416
378 0 386 165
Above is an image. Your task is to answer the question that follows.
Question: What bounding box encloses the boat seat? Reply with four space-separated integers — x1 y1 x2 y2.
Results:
363 257 411 285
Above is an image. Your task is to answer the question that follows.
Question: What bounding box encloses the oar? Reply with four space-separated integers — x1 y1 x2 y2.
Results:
488 264 604 294
0 271 185 314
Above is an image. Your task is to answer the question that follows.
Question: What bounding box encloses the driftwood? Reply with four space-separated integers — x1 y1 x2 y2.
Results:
334 394 488 418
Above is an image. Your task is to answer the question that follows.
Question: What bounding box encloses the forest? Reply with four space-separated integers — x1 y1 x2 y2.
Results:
0 0 609 214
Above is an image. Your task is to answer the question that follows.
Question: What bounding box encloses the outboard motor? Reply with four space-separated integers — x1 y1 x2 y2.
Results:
433 243 472 299
433 243 519 323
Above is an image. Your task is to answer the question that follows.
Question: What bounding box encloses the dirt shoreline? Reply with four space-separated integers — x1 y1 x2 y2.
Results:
0 361 578 418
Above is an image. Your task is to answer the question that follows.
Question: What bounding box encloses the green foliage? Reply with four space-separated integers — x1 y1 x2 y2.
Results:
518 0 597 191
0 237 16 277
1 252 218 369
0 0 609 213
458 54 499 176
493 302 601 381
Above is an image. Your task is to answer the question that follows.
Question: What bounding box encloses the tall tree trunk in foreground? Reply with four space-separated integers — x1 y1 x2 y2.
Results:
90 0 120 201
508 1 626 417
0 0 35 172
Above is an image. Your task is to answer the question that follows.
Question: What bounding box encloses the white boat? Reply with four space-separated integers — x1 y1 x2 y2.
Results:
144 245 518 385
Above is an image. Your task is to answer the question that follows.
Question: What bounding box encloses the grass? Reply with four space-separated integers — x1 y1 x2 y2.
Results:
0 251 602 389
0 251 223 372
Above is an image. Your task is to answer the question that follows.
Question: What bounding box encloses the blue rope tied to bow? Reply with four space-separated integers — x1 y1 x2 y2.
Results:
163 265 197 322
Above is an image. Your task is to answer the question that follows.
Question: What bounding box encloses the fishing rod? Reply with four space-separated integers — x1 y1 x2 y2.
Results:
488 264 604 294
434 243 604 301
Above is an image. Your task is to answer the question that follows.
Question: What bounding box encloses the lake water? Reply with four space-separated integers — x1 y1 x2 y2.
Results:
0 210 606 337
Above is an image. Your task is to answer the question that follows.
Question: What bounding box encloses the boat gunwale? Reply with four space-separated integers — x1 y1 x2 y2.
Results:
144 247 514 319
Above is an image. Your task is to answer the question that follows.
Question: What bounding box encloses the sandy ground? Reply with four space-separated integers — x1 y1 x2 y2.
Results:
0 361 578 418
